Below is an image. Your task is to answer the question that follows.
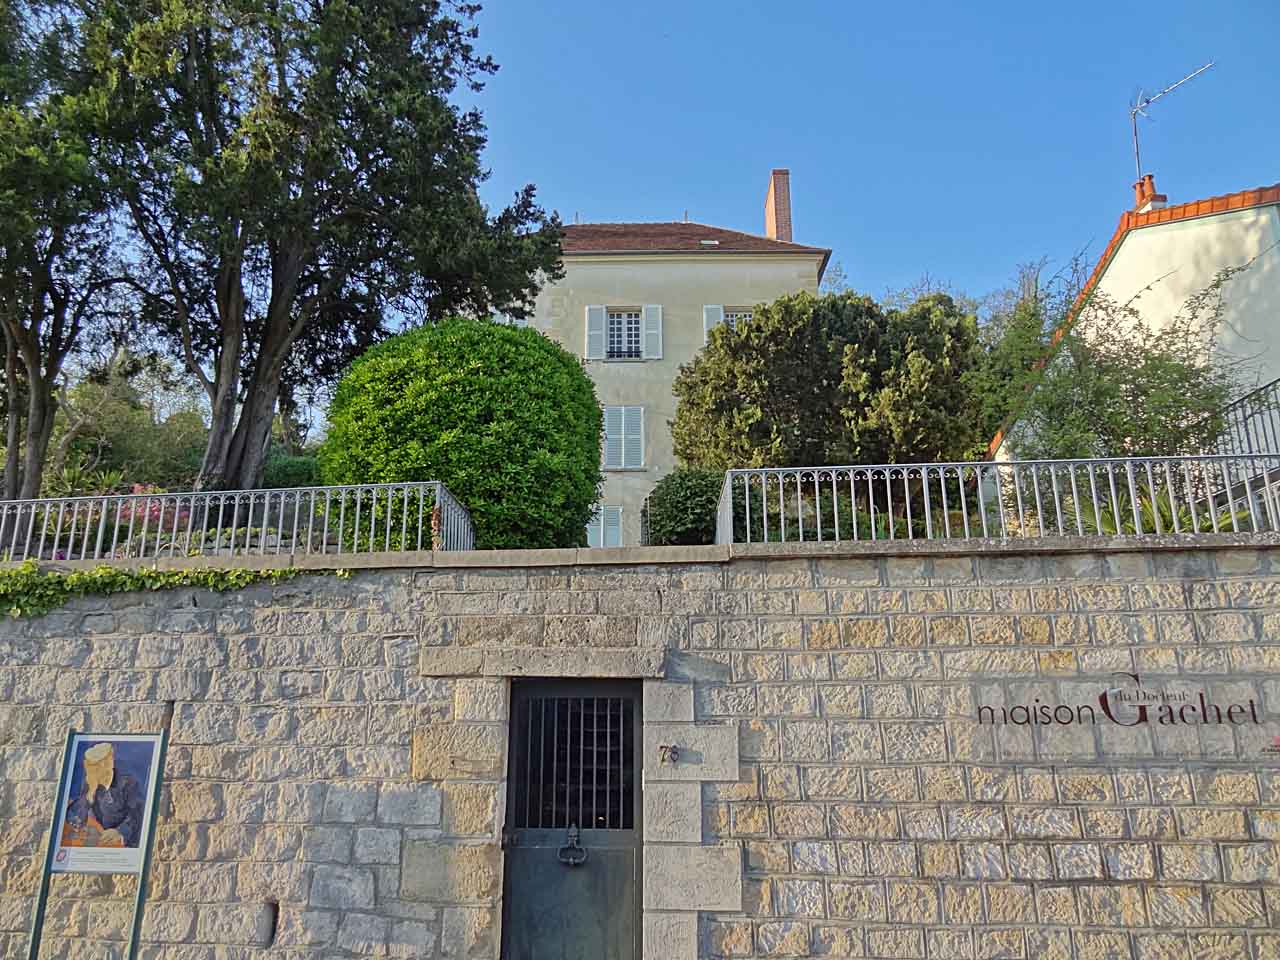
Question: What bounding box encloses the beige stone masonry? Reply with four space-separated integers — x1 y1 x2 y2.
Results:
2 538 1280 958
643 843 744 911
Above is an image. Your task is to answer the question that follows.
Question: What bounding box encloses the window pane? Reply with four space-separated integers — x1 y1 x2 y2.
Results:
607 310 641 360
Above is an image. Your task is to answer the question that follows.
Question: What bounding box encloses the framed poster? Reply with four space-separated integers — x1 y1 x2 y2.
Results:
49 733 165 875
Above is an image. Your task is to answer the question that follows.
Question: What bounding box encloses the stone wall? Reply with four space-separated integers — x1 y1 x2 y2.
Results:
1 539 1279 959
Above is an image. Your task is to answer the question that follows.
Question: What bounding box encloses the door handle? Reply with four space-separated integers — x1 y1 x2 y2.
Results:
557 824 588 867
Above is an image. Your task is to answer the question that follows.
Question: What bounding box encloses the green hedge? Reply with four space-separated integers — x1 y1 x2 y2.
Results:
319 318 603 549
263 452 320 488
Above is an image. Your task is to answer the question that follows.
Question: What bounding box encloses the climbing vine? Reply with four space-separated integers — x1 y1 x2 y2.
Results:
0 561 341 619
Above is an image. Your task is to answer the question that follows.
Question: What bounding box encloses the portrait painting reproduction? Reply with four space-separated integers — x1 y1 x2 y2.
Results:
51 733 163 874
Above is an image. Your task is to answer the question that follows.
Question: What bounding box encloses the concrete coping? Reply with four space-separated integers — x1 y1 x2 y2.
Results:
7 530 1279 575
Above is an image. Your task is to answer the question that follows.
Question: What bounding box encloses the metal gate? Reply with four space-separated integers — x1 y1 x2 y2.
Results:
500 679 641 959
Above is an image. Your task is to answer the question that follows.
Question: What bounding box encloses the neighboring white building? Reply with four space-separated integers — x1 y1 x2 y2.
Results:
993 176 1280 458
527 170 830 546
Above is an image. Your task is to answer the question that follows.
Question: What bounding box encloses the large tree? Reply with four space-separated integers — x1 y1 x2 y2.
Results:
672 290 985 470
87 0 562 490
0 0 122 499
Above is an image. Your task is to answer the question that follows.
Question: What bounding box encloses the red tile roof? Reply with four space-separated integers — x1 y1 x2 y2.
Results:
987 182 1280 457
561 221 830 259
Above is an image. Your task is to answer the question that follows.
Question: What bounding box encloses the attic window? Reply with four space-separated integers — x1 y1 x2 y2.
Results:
699 239 719 246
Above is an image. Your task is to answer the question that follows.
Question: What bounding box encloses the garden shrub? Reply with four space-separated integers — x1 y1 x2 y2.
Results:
263 451 321 488
642 469 724 545
319 318 603 549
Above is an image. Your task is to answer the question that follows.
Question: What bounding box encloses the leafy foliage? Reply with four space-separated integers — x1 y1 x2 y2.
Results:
1069 488 1253 537
1003 262 1259 459
642 468 724 546
51 352 208 490
0 559 314 618
262 451 320 489
72 0 563 489
672 291 984 470
0 0 127 499
319 319 603 549
841 292 984 463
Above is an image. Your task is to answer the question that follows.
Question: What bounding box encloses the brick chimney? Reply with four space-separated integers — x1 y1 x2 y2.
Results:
1133 173 1168 213
764 169 793 242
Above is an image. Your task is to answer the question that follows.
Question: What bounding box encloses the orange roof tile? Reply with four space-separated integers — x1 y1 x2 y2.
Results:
986 182 1280 457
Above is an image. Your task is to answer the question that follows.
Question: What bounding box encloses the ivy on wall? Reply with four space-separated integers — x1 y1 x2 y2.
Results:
0 561 345 619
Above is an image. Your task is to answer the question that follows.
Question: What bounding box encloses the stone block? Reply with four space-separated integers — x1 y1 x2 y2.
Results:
412 723 504 780
300 826 353 864
442 782 497 837
1052 842 1103 879
776 719 826 761
643 722 739 781
401 842 500 902
354 827 401 865
1147 884 1206 927
757 920 810 954
643 782 701 843
642 843 741 911
378 783 443 826
707 919 754 956
309 865 375 909
644 680 694 721
334 913 392 954
195 903 272 946
323 782 378 823
828 881 886 921
453 679 506 722
643 912 696 960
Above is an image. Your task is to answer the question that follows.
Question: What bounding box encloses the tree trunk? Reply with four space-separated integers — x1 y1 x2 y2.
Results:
18 376 56 500
194 286 247 490
3 327 21 501
224 362 284 490
198 378 239 490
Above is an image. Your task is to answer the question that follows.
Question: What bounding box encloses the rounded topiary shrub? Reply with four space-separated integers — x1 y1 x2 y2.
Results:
319 318 603 549
642 468 725 545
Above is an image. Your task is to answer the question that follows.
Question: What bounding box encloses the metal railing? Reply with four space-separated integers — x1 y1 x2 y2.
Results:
1216 377 1280 457
716 454 1280 545
0 481 475 562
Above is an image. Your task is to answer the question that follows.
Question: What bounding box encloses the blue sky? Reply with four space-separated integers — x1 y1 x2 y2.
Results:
469 0 1278 302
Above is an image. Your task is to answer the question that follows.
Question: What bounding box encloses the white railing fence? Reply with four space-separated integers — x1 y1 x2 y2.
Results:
716 454 1280 546
0 481 475 562
1217 377 1280 457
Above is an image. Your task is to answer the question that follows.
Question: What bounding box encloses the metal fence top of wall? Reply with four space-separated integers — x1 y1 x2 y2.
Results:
0 480 475 563
717 452 1280 546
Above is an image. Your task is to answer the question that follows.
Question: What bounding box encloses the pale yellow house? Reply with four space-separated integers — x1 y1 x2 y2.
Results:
523 170 830 546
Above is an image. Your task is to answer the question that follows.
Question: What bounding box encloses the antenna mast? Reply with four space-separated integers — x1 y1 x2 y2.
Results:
1130 61 1214 181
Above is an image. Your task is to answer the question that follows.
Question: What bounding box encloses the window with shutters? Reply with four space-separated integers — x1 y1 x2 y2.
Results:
602 405 644 470
587 305 661 360
724 308 753 329
606 310 641 360
585 505 623 548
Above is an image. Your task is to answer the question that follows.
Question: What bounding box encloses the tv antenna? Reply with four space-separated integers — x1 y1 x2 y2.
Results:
1129 61 1214 181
